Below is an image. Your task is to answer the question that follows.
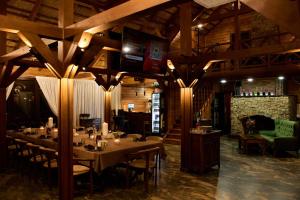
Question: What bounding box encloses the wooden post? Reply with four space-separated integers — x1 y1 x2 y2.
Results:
58 78 74 200
179 2 193 171
234 0 241 70
180 88 193 170
104 91 112 127
0 0 7 169
0 88 7 169
58 0 74 199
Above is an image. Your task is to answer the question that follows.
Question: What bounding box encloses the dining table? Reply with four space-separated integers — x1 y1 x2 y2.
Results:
7 130 165 173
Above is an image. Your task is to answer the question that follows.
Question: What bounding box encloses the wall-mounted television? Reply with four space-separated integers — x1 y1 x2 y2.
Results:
120 27 169 74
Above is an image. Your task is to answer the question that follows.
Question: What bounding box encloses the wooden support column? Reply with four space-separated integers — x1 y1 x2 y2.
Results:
58 78 74 200
179 2 193 171
104 91 112 127
0 88 7 169
58 0 74 200
0 0 7 169
234 0 241 70
180 88 193 170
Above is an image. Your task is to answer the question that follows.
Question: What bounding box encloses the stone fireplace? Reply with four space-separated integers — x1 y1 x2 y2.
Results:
231 96 296 135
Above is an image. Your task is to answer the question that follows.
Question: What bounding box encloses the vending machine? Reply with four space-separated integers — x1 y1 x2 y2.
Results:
151 93 160 134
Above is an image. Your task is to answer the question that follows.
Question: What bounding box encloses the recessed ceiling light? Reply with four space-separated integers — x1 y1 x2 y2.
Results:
278 76 285 80
247 78 254 82
122 46 130 53
220 79 227 84
197 24 204 29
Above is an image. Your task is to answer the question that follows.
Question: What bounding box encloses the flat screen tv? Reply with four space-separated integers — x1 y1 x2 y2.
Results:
121 27 169 74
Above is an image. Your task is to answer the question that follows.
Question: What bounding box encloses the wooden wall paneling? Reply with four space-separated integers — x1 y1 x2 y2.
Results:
121 87 152 112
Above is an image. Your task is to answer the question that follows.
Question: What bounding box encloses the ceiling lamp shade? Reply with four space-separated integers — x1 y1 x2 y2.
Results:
193 0 235 8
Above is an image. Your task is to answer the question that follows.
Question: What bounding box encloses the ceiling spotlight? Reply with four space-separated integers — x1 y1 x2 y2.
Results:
197 24 204 29
122 46 131 53
82 67 86 71
278 76 285 80
80 48 85 52
220 79 227 84
247 78 254 82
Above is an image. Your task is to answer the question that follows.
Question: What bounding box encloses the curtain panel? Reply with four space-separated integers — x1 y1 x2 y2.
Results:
36 77 107 127
73 79 105 126
36 76 60 116
111 84 122 115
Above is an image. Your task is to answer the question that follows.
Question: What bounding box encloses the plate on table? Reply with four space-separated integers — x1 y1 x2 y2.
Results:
73 142 83 147
84 144 102 152
39 135 51 139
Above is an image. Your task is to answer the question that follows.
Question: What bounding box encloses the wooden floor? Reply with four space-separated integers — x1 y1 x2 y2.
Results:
0 137 300 200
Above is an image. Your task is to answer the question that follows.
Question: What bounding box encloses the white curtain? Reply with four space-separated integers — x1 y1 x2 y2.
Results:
73 79 105 126
111 84 122 115
6 82 15 100
36 76 60 116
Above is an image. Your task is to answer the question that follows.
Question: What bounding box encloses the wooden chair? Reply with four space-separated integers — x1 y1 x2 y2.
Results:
14 139 31 158
39 146 58 186
127 134 142 140
73 158 95 195
6 135 17 154
146 136 163 142
26 143 45 163
126 147 160 192
146 136 163 169
6 136 17 165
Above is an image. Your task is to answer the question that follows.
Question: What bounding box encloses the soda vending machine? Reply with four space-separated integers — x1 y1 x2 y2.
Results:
151 93 160 134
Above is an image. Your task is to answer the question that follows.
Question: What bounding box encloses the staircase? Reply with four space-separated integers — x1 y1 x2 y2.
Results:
164 125 181 145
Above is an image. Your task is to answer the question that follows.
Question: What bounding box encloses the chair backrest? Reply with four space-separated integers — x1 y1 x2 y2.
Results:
128 147 161 169
39 147 57 162
146 136 163 142
14 139 28 150
6 135 15 146
127 134 142 140
14 139 30 156
26 143 41 159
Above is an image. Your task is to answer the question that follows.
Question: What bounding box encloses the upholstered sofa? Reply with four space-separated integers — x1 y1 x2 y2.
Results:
259 119 300 156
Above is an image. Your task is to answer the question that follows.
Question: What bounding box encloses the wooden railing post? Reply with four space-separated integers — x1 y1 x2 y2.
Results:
0 88 8 169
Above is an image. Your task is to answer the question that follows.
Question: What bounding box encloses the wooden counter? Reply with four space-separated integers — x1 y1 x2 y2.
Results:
118 111 151 134
189 130 221 174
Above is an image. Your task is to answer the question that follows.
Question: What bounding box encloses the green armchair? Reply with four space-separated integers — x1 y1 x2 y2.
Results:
259 119 300 157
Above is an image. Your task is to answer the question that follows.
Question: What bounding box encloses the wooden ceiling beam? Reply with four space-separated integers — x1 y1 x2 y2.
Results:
65 0 182 37
194 6 252 25
17 31 62 77
0 14 62 39
170 40 300 64
0 38 56 62
30 0 42 21
241 0 300 38
0 62 14 87
204 64 300 80
5 65 30 86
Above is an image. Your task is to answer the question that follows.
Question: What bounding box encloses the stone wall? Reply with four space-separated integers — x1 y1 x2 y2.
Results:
231 96 296 135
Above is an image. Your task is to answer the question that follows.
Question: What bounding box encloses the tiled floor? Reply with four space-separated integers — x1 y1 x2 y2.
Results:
1 137 300 200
